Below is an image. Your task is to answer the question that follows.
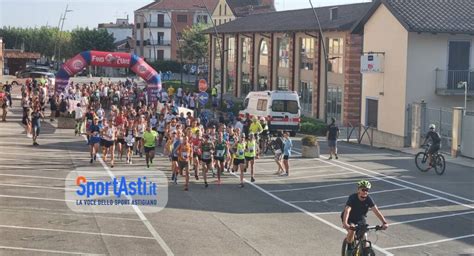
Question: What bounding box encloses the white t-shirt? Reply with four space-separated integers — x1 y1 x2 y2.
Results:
234 121 244 131
74 107 84 120
177 88 183 97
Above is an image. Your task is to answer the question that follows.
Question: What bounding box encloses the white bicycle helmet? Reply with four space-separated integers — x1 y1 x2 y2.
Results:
429 124 436 130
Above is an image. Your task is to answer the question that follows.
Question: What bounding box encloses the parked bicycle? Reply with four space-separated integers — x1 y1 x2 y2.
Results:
415 144 446 175
259 133 274 154
341 224 382 256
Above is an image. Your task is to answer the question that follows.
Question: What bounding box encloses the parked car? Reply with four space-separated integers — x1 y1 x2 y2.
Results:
16 66 52 78
11 71 55 86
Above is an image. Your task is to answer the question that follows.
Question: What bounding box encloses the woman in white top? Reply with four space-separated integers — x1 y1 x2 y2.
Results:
102 119 117 168
134 115 146 157
157 114 166 146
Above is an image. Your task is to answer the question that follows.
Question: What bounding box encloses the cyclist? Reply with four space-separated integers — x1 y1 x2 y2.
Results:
422 124 441 169
259 117 270 154
341 180 388 254
249 117 263 156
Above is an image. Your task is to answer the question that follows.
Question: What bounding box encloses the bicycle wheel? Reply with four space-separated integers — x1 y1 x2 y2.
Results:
415 152 430 172
341 240 348 256
434 154 446 175
363 247 376 256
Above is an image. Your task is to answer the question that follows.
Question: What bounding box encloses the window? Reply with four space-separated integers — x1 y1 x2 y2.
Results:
219 5 222 16
447 41 471 89
328 38 344 74
272 100 299 114
197 15 208 24
300 81 313 113
177 15 187 23
219 19 221 25
241 38 251 64
258 76 268 91
330 7 338 20
224 4 227 15
327 86 342 123
157 50 164 61
259 40 268 66
157 14 164 27
366 98 378 128
241 73 251 96
278 37 290 68
227 37 235 62
257 99 268 111
277 77 289 91
300 37 314 70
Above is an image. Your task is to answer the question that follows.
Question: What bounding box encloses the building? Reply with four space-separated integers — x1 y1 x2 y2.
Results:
134 0 219 62
212 0 275 26
3 50 41 75
206 3 372 125
98 18 134 43
352 0 474 147
0 38 4 77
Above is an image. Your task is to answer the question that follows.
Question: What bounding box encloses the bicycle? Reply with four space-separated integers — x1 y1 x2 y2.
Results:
259 133 274 155
341 224 382 256
415 144 446 175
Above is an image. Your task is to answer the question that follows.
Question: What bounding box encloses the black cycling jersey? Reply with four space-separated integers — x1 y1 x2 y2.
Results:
425 131 441 145
341 193 375 223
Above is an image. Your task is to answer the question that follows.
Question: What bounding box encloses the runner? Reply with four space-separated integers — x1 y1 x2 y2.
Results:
170 131 181 184
244 133 257 182
31 106 44 146
191 130 203 180
102 119 117 167
201 134 215 188
142 124 158 169
135 115 146 157
156 114 166 146
124 123 135 164
87 117 102 163
176 135 192 191
233 134 247 187
214 132 228 184
116 123 126 161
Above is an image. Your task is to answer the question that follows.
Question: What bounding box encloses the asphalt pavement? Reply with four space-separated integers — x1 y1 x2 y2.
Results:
0 87 473 255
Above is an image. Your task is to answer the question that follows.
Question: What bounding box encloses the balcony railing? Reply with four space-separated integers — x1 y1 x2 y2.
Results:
435 68 474 95
144 22 172 28
136 40 171 46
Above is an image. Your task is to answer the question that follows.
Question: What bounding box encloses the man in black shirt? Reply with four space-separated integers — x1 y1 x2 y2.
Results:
422 124 441 169
326 118 339 160
341 180 388 250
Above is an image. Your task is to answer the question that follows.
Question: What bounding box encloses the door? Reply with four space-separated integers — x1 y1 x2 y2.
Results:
157 32 164 45
157 50 164 61
366 98 378 128
157 14 164 27
447 41 470 89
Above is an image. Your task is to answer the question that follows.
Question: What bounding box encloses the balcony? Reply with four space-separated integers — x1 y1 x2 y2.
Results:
136 40 171 46
144 22 172 28
435 68 474 96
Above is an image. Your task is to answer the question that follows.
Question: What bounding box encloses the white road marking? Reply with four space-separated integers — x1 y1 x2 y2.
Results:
83 136 174 256
0 208 141 222
389 211 474 226
0 194 75 202
312 150 474 204
377 198 441 209
0 224 155 240
384 234 474 250
268 178 378 193
314 158 474 210
0 183 75 191
230 173 394 256
287 165 334 171
0 173 74 181
256 172 356 183
289 188 409 204
0 245 105 255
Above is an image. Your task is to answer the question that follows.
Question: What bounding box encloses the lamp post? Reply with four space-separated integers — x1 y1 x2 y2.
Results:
194 0 225 108
457 81 468 116
308 0 329 123
137 13 157 61
54 4 73 69
163 11 184 86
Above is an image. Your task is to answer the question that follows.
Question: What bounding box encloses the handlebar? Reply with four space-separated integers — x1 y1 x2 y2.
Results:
349 224 383 232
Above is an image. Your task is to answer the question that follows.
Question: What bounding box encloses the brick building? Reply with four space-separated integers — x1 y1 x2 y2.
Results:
205 2 372 125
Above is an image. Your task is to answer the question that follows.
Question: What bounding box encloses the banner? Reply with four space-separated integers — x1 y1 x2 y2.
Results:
89 51 131 68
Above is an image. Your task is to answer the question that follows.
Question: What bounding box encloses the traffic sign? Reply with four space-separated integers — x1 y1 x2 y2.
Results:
198 79 208 92
198 92 209 105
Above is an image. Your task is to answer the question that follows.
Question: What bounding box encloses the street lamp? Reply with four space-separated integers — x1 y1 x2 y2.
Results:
308 0 329 123
54 4 73 68
163 12 185 86
136 13 157 61
194 0 225 108
457 81 469 116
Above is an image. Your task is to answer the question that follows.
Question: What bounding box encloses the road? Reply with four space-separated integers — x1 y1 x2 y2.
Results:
0 90 473 255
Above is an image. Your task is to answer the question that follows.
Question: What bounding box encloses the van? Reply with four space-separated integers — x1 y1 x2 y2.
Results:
239 91 301 136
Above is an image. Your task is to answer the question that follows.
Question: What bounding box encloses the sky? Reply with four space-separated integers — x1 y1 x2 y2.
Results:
0 0 371 31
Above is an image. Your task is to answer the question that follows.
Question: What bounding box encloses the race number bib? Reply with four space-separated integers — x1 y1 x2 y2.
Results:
202 152 211 160
216 150 225 157
238 150 244 156
181 152 188 159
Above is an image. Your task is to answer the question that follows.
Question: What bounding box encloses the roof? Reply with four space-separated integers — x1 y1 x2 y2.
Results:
352 0 474 34
203 2 371 34
227 0 275 17
4 50 40 59
136 0 219 12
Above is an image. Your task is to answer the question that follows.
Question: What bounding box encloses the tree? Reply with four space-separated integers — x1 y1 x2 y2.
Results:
70 28 115 54
179 23 209 71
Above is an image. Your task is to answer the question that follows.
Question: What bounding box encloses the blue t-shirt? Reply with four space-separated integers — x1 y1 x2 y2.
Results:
89 124 102 138
283 138 292 156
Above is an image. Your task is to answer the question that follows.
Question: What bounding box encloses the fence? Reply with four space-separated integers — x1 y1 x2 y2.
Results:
461 112 474 158
424 106 453 152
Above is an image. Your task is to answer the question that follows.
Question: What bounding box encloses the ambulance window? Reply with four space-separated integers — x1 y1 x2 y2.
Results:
286 100 299 114
257 99 267 111
272 100 285 112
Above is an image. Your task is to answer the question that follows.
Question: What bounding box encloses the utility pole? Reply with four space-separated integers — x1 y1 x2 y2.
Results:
56 4 73 68
309 0 329 123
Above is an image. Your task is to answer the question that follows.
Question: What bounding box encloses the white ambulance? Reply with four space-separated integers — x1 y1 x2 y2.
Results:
239 91 301 136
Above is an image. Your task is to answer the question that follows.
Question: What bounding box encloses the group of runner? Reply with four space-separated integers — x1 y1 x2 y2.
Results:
68 79 294 190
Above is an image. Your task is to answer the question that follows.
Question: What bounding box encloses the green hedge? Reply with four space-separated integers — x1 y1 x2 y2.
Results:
300 116 327 136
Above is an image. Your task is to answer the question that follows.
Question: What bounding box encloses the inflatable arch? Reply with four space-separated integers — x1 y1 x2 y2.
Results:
55 51 161 102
